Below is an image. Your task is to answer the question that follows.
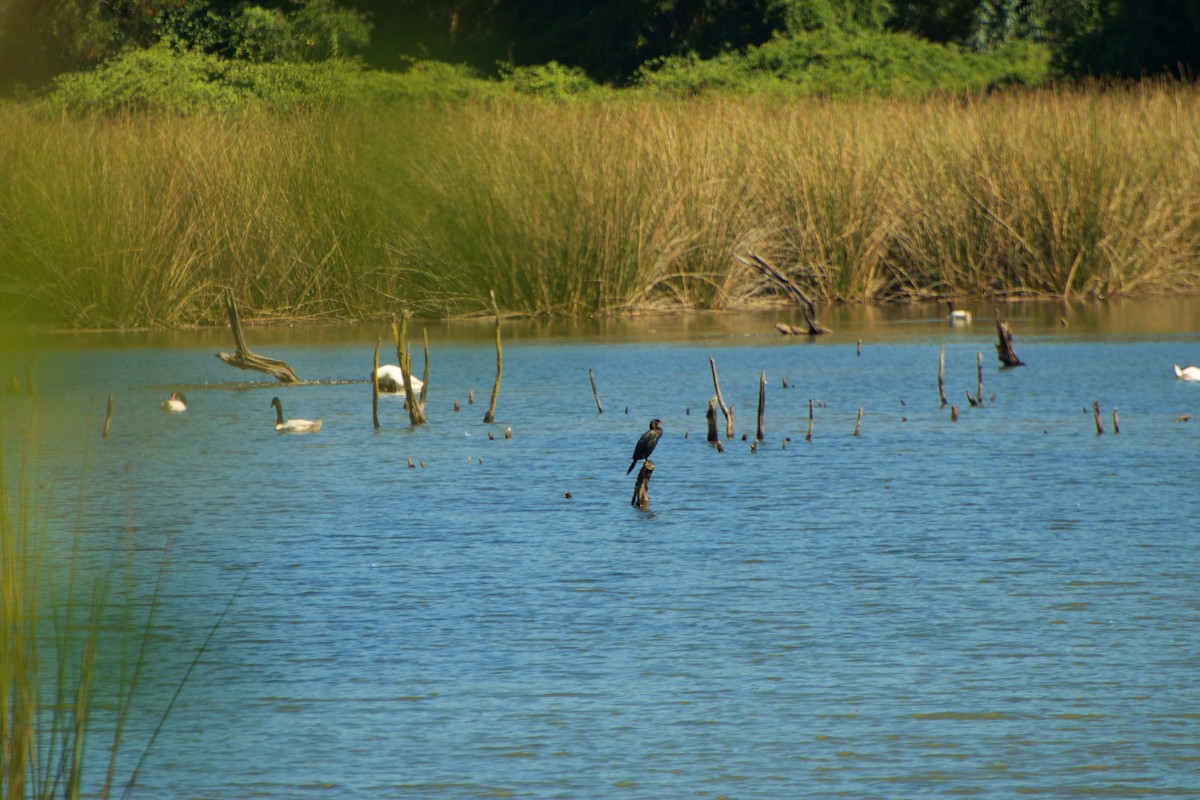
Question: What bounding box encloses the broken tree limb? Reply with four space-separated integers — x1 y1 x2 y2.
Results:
739 252 831 335
706 398 719 443
484 290 502 424
372 338 381 429
709 356 735 439
995 311 1024 367
215 288 300 383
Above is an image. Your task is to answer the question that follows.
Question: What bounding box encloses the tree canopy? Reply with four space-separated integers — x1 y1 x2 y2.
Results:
1 0 1197 93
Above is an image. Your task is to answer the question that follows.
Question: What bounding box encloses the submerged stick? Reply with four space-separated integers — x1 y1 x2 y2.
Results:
806 398 814 442
484 290 502 424
1093 401 1104 435
756 371 766 441
631 461 654 510
709 356 734 438
589 369 602 414
706 398 719 443
854 406 863 436
392 314 426 425
102 394 114 438
1113 407 1120 434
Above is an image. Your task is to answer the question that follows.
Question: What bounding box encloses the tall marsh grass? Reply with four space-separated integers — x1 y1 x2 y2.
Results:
2 83 1198 327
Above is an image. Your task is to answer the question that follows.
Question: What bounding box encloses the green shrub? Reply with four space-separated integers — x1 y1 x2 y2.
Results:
497 61 604 98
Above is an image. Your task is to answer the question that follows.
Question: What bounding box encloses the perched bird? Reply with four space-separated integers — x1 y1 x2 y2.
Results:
947 300 972 324
373 364 424 395
627 418 663 475
1174 364 1200 382
161 391 187 413
270 397 322 433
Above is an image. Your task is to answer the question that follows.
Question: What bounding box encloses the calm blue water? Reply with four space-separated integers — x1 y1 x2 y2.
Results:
5 303 1200 799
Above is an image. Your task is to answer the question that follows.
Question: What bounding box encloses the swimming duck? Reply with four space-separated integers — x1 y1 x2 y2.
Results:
947 301 972 324
270 397 322 433
373 364 424 395
1174 364 1200 381
161 391 187 412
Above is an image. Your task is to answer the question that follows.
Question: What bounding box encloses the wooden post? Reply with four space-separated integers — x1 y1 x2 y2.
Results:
1113 407 1120 434
484 290 502 424
756 371 766 441
951 404 958 422
706 398 719 443
589 369 602 414
856 339 862 356
1093 401 1104 435
631 461 654 510
102 394 114 438
976 352 984 406
938 345 947 407
709 356 734 438
215 288 300 383
806 398 814 442
853 406 863 436
372 338 381 429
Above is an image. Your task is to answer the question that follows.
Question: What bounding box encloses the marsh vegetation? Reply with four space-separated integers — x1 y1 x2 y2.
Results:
2 83 1198 329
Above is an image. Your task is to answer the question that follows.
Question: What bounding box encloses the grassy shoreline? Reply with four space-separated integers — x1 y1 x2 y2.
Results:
2 84 1198 329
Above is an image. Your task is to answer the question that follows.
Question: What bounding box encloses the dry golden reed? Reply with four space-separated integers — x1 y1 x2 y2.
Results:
1 83 1197 327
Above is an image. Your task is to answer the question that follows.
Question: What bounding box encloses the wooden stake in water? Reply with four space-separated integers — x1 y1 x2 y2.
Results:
977 352 984 406
372 338 381 430
1093 401 1104 435
806 398 814 442
589 369 602 414
854 406 863 436
756 371 766 442
484 290 502 424
939 345 947 407
1113 407 1120 434
102 394 114 438
951 404 959 422
706 398 719 443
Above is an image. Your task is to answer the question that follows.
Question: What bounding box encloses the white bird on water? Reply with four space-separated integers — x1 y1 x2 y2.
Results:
1174 364 1200 381
947 301 972 324
270 397 322 433
373 364 424 395
161 391 187 412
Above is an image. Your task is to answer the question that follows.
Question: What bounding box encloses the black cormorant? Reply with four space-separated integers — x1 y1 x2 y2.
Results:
627 418 663 474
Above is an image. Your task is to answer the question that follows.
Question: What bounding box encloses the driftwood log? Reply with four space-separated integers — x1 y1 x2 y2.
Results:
738 252 831 335
215 289 300 383
995 312 1024 367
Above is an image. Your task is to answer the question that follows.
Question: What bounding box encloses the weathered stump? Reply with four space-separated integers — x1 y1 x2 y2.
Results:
631 460 654 510
995 312 1024 367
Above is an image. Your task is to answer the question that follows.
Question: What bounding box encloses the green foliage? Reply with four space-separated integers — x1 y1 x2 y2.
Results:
636 28 1051 97
777 0 895 34
497 61 603 98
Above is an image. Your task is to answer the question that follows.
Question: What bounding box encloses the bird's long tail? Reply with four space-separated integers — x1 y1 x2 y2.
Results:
626 461 636 475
